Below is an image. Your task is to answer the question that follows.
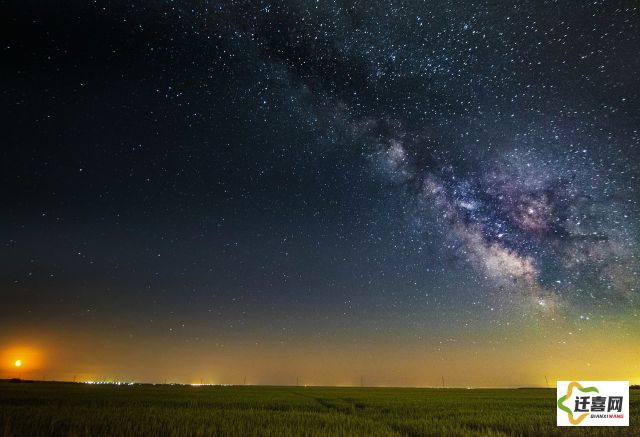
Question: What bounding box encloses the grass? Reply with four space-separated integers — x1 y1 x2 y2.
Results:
0 381 637 436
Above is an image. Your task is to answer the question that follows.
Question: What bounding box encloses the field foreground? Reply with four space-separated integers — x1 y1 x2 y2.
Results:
0 382 637 436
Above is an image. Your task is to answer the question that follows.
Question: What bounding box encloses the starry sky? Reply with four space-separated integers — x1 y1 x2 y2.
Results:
2 1 639 386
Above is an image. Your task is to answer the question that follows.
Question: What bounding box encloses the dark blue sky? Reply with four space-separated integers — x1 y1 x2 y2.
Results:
2 1 639 385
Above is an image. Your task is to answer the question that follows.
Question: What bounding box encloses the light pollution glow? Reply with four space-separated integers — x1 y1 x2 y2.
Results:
2 316 639 387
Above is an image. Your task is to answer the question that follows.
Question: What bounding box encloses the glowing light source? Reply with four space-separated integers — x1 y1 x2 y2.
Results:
2 346 43 373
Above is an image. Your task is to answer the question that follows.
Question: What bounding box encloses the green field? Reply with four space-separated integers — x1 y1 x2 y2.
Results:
0 382 637 436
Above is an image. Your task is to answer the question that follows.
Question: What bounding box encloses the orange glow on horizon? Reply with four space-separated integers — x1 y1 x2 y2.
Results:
1 318 639 386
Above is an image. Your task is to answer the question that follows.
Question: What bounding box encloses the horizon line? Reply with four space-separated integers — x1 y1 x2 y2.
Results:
1 377 564 389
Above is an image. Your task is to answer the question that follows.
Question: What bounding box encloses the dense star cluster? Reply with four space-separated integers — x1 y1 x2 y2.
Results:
2 1 640 383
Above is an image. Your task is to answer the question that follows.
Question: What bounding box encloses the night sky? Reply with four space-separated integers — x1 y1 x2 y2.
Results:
2 1 639 386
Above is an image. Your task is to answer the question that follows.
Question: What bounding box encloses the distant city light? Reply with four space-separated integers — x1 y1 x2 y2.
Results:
83 381 135 386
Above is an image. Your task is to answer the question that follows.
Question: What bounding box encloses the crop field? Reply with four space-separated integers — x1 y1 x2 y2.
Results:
0 382 637 436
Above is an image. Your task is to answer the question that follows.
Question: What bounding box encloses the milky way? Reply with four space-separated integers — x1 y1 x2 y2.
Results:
215 0 640 315
370 127 637 313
